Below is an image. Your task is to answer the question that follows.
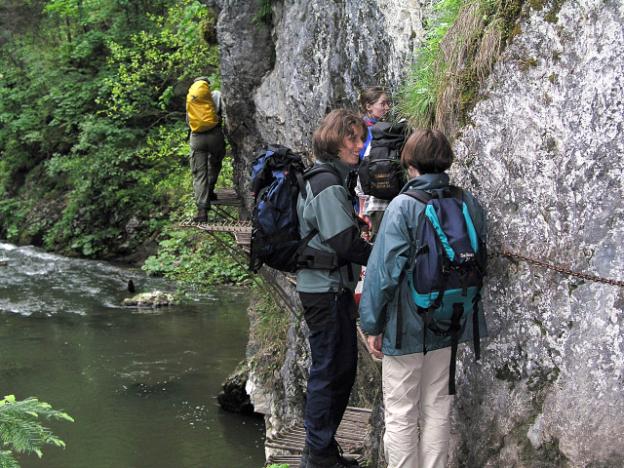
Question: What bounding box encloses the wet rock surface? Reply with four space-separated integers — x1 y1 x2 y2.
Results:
122 291 174 307
217 362 255 414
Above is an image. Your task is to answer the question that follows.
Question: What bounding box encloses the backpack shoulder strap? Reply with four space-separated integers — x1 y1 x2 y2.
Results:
403 189 432 205
447 185 464 201
302 165 343 198
405 186 464 202
304 165 341 181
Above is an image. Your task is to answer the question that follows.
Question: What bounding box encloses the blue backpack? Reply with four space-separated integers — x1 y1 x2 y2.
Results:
402 187 487 394
249 145 338 273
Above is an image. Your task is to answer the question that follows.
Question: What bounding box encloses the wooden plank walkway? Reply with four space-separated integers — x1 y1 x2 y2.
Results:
212 188 243 207
178 219 252 252
265 407 371 467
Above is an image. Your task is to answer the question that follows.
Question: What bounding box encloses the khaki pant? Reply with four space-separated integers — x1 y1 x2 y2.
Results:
382 348 453 468
189 127 226 208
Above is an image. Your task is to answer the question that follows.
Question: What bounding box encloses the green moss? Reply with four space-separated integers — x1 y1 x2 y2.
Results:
519 56 539 71
520 430 566 466
548 73 558 83
544 0 565 23
399 0 528 131
528 0 546 10
253 0 274 25
527 0 566 23
497 0 525 46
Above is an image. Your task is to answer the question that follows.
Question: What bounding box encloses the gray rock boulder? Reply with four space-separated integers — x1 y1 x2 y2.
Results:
122 291 174 308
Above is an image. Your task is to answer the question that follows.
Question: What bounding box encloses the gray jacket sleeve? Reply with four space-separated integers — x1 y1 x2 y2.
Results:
306 184 371 264
359 198 414 335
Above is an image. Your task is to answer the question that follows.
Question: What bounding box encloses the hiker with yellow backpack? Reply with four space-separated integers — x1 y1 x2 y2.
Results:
186 76 226 222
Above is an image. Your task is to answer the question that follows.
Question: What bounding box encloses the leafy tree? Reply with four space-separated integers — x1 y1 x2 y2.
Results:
0 0 247 284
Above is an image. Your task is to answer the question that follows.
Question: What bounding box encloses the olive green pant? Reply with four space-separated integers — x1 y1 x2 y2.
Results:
189 127 226 209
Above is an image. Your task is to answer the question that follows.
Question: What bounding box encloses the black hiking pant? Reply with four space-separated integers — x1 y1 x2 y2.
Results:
299 290 358 457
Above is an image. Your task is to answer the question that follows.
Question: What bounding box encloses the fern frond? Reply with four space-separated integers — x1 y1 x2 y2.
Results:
0 395 72 465
0 450 19 468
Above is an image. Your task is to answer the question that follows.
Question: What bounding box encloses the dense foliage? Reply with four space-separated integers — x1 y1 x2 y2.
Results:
0 394 73 468
0 0 202 252
0 0 246 284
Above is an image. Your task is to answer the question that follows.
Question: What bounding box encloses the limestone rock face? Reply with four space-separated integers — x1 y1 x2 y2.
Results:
451 1 624 466
215 0 428 212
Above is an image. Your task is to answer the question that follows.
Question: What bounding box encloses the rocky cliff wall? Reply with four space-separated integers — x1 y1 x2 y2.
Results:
215 0 429 213
450 1 624 466
213 0 624 466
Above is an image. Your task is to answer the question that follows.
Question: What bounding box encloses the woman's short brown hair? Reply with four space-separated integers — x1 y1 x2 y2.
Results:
312 109 367 161
358 86 387 113
400 129 454 174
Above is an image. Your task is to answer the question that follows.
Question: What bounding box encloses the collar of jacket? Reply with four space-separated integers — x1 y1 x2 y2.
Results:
315 158 358 185
401 172 450 192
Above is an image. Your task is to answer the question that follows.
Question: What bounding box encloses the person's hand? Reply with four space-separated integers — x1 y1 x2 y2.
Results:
366 334 383 359
360 214 372 230
358 214 372 241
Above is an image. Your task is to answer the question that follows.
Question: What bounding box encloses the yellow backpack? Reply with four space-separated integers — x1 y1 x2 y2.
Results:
186 80 218 133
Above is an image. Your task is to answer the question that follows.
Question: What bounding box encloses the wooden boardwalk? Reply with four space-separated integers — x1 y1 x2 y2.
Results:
177 189 252 251
211 188 244 207
265 407 371 467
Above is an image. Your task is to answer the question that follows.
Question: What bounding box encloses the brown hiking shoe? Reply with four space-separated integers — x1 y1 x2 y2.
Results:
193 207 208 223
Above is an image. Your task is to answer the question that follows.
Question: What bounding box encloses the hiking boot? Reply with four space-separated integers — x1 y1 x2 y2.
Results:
307 452 359 468
193 207 208 223
331 440 360 467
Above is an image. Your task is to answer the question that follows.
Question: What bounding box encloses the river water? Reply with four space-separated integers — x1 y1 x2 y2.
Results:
0 242 265 468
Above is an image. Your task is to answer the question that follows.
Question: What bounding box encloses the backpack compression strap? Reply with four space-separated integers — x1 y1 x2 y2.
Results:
395 189 435 350
293 166 343 271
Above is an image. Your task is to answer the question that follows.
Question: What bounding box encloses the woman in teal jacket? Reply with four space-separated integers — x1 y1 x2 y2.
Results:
359 129 487 468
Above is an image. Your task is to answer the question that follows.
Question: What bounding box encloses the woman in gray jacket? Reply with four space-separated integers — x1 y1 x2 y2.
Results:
298 109 372 468
359 129 487 468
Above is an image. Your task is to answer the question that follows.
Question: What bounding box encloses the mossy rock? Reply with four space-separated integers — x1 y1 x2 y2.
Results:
122 291 175 307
